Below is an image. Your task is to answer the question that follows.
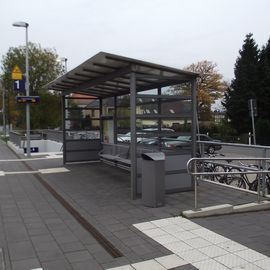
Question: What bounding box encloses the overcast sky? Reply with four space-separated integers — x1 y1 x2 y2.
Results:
1 0 269 81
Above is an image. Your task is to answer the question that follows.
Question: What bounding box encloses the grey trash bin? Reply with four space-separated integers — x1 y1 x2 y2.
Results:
141 152 165 207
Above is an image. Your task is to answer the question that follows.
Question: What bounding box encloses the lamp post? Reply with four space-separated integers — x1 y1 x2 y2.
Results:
12 21 31 157
57 58 69 129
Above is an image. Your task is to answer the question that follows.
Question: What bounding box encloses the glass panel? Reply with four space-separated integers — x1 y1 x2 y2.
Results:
117 95 130 107
67 117 98 130
136 97 158 115
138 88 157 95
103 119 114 143
117 119 130 143
161 99 192 114
161 83 191 96
102 97 114 116
117 107 130 118
66 108 99 119
161 119 192 133
65 130 100 140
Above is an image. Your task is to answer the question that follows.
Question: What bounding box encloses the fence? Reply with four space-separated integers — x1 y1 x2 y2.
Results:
187 152 270 210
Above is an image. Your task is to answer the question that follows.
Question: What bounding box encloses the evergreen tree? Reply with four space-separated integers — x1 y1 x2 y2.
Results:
256 38 270 144
224 33 260 134
257 38 270 119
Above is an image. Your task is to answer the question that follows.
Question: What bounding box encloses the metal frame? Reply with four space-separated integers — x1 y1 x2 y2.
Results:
45 52 199 200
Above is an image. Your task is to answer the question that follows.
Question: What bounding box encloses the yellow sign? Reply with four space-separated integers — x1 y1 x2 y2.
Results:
12 65 23 80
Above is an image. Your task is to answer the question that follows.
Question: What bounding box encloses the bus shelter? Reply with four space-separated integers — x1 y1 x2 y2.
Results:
46 52 198 199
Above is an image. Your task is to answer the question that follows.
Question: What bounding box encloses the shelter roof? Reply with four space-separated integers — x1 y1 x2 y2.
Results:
45 52 198 98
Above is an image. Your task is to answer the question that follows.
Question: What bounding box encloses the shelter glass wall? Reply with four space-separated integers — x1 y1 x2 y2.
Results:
63 96 101 163
115 83 193 154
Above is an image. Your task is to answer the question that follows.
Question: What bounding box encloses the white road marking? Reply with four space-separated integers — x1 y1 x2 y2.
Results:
0 155 62 163
0 167 69 176
38 167 69 174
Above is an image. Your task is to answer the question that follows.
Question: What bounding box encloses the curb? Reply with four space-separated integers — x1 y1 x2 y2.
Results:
182 200 270 218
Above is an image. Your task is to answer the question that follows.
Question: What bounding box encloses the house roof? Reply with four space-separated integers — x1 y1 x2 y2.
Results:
45 52 198 98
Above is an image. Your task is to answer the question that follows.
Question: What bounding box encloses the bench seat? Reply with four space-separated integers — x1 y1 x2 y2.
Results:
99 153 131 171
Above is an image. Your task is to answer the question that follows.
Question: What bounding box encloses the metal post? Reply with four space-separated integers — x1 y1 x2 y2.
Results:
99 98 103 141
257 159 262 203
25 24 31 157
130 71 137 199
2 87 6 137
13 22 31 157
62 94 66 164
194 159 198 210
250 100 256 145
191 78 198 203
113 96 117 144
191 78 197 158
64 59 69 129
157 87 161 150
262 149 267 196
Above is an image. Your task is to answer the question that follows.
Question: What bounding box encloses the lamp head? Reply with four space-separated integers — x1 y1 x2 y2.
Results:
12 21 29 28
57 57 68 62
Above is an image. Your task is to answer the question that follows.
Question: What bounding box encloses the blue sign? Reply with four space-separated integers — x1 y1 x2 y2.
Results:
24 147 39 153
16 96 40 104
13 78 26 93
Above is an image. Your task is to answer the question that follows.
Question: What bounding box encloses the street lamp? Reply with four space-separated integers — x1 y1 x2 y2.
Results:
57 57 69 130
57 57 68 74
12 21 31 157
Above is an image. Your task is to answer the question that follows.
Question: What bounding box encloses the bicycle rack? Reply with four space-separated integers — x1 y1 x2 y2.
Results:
187 157 270 210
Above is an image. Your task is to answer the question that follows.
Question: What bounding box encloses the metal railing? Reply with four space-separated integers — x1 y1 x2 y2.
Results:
187 155 270 210
9 129 64 146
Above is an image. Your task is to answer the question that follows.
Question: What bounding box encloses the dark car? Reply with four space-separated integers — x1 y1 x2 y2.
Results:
196 134 222 154
165 134 222 154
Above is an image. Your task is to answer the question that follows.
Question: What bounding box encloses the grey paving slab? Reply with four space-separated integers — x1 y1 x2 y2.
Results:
11 258 41 270
194 210 270 257
71 259 103 270
170 265 198 270
60 241 86 253
65 250 93 263
1 140 270 269
41 258 73 270
8 240 37 261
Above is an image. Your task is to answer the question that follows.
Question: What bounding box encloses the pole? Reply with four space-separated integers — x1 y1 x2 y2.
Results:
130 71 137 199
2 86 6 137
250 99 256 145
25 24 31 157
63 58 68 130
194 160 198 210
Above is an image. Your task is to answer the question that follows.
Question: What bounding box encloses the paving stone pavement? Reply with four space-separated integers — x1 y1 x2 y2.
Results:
0 140 270 269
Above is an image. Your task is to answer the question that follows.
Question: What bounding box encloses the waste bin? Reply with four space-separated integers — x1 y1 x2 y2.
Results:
141 152 165 207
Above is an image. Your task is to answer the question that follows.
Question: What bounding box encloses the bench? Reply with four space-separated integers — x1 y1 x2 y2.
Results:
99 143 131 171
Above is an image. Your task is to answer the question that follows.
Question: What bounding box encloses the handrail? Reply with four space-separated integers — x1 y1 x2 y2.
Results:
187 157 270 210
197 140 270 150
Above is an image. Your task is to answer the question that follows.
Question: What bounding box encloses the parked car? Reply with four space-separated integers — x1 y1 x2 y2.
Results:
117 128 175 143
165 134 222 154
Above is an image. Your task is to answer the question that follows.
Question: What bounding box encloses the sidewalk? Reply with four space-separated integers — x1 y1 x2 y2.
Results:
0 140 269 270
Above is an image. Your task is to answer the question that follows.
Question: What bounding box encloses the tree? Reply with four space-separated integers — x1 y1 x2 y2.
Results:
0 43 63 129
168 60 226 121
257 38 270 119
223 33 260 134
256 38 270 144
185 61 226 121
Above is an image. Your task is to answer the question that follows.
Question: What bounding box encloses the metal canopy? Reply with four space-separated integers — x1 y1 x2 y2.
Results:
45 52 198 97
